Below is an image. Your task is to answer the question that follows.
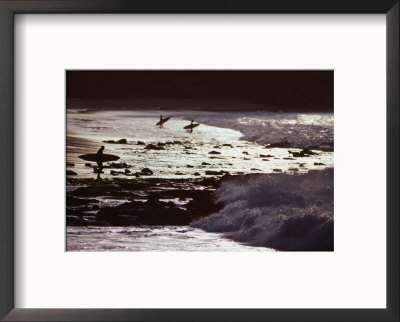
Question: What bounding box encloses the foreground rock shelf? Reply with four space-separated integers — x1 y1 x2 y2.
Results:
66 177 225 227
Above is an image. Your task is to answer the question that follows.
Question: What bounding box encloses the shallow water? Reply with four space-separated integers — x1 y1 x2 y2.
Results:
67 110 333 179
67 226 274 251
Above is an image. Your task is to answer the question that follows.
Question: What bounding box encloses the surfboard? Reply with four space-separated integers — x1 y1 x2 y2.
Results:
183 123 199 130
78 153 120 162
156 117 171 126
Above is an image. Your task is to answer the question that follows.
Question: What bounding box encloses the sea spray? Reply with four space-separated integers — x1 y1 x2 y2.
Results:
191 168 334 251
190 112 334 151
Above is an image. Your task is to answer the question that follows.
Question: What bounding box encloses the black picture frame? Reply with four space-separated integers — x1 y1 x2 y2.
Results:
0 1 398 321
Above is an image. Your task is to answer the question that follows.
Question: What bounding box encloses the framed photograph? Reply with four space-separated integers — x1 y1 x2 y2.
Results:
65 70 334 252
0 1 398 321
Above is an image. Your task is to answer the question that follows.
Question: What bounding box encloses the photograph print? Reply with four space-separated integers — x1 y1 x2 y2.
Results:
66 70 334 252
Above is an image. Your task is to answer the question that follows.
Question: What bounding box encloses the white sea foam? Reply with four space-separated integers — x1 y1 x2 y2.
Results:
67 226 274 251
67 110 333 179
191 168 334 251
190 112 334 151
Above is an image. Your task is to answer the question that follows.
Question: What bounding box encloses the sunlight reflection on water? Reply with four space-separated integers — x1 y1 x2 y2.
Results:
67 110 333 180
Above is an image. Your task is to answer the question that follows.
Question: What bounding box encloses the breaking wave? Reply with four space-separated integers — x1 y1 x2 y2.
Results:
191 112 333 151
191 168 333 251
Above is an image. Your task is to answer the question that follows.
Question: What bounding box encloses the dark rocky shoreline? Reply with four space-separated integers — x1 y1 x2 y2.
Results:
66 176 228 227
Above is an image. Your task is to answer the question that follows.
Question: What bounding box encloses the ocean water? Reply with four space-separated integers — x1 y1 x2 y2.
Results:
66 109 334 251
67 110 333 179
67 226 274 251
195 111 333 151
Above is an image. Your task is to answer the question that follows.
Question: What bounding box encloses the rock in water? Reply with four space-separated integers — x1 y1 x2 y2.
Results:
141 168 154 175
289 149 317 157
110 162 130 169
205 170 228 176
145 144 164 150
67 170 77 176
103 138 128 144
110 170 126 175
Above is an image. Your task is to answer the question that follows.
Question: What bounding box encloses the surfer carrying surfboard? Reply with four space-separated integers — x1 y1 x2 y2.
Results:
96 145 105 179
156 115 171 128
78 147 120 179
183 120 199 133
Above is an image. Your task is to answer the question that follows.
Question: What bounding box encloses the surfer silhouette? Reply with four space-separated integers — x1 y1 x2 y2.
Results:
156 115 171 128
183 120 199 133
78 147 119 179
96 145 105 179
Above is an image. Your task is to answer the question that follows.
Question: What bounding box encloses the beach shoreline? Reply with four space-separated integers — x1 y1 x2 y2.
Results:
66 109 334 251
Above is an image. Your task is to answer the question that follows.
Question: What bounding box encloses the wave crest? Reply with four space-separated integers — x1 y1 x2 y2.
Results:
191 169 333 251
